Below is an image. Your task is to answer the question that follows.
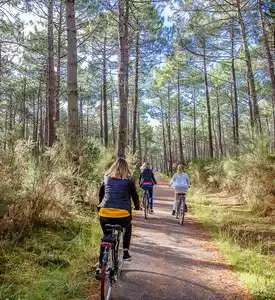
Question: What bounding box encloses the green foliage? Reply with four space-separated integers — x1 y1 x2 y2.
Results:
0 132 114 237
189 190 275 300
188 145 275 215
0 218 101 299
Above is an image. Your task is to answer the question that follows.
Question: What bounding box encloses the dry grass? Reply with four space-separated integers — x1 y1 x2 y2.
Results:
188 150 275 215
189 189 275 300
0 135 114 238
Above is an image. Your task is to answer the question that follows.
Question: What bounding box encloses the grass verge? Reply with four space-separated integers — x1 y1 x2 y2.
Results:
189 188 275 300
0 217 101 300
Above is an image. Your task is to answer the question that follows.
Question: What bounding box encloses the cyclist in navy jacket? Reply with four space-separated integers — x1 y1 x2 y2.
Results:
139 162 157 213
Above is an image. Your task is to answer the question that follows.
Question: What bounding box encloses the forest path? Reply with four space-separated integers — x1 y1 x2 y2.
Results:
111 176 252 300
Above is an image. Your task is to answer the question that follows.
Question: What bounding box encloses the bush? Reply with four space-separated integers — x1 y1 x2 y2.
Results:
188 150 275 215
0 134 115 238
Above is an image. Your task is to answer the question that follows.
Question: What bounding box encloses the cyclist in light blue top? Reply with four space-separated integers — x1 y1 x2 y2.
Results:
170 164 190 216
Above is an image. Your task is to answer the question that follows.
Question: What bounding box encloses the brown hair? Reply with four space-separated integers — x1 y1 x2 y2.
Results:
105 157 132 179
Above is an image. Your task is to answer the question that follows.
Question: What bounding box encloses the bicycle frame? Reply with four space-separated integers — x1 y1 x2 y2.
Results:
100 227 124 300
176 193 186 225
142 190 149 219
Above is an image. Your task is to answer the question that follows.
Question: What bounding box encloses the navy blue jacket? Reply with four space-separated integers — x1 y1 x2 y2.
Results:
139 169 157 186
99 177 140 212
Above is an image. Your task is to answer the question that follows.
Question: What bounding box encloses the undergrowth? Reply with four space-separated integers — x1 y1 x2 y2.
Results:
0 133 115 236
188 147 275 215
0 133 117 299
189 189 275 300
0 217 101 299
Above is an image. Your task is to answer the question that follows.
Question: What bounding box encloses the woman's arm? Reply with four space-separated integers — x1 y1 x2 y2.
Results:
99 183 105 204
170 174 176 186
139 173 142 185
130 180 140 210
152 172 157 184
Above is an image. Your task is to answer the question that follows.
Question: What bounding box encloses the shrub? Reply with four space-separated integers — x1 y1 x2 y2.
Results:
0 134 115 238
188 150 275 215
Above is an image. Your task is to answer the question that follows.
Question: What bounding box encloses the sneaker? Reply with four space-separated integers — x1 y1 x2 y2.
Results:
172 210 175 216
149 208 154 214
123 250 132 261
95 264 102 280
185 204 188 213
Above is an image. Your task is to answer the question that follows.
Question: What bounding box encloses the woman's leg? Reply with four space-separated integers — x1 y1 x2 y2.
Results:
148 188 153 209
122 222 132 250
98 217 109 266
173 192 177 211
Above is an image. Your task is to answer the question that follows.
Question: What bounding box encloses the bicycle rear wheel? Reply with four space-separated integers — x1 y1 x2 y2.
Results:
143 193 148 220
179 198 184 226
100 251 113 300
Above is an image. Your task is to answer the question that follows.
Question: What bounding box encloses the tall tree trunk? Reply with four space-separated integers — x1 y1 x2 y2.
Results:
21 68 27 139
258 0 275 147
167 84 173 174
231 20 239 147
79 94 83 139
216 87 223 156
193 90 197 159
202 41 214 157
230 85 236 144
177 68 185 164
137 110 142 162
236 0 260 132
100 88 103 143
117 0 129 158
246 75 254 139
66 0 78 145
132 32 139 156
9 95 13 130
56 0 63 124
110 94 116 145
103 35 108 147
47 0 56 147
86 106 89 138
160 97 168 174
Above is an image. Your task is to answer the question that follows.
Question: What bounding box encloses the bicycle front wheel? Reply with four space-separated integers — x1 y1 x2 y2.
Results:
101 254 113 300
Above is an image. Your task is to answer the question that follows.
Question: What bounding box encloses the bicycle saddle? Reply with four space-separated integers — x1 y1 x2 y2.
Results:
105 224 123 231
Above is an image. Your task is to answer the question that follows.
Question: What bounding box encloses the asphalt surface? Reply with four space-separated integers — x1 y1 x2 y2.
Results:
110 177 252 300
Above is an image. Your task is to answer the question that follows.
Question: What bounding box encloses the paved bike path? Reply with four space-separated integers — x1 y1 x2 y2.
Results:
112 177 252 300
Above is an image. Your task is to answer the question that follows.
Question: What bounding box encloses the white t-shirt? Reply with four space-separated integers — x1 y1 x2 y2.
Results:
171 173 190 193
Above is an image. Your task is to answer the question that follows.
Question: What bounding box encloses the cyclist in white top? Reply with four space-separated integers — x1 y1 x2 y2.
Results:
170 164 190 216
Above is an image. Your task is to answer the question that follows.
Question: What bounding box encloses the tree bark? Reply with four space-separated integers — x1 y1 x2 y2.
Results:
21 67 27 139
117 0 129 158
103 35 108 147
202 41 214 157
193 90 197 159
177 68 185 164
137 110 142 162
231 20 239 147
258 0 275 147
216 87 223 156
132 32 140 156
160 97 168 174
47 0 56 147
167 84 173 175
56 0 64 124
110 94 116 145
79 94 83 139
66 0 78 145
236 0 260 132
100 88 103 143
